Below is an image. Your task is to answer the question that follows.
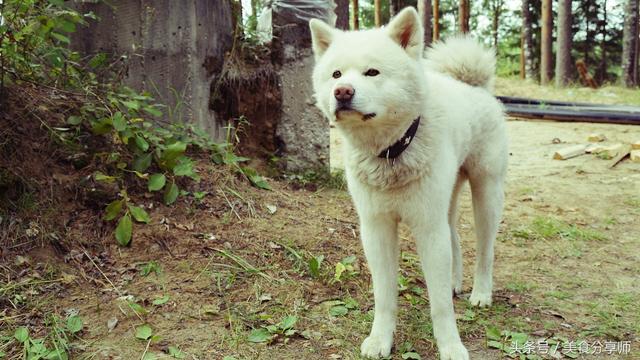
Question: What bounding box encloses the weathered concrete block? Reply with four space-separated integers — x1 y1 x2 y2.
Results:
272 1 334 171
72 0 233 139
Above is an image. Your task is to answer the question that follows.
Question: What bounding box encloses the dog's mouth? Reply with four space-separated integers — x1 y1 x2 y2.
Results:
335 107 376 121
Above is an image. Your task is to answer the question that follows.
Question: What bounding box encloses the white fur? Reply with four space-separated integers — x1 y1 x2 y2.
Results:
310 7 507 360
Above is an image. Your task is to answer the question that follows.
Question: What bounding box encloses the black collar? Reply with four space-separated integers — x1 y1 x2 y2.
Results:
378 117 421 159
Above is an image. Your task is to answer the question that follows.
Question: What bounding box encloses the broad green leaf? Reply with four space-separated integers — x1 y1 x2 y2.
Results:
168 346 186 358
94 172 116 183
135 324 153 340
241 167 271 190
485 326 501 341
148 174 166 191
152 295 170 306
164 182 179 205
66 315 83 334
143 106 163 117
135 135 149 152
279 315 297 330
222 357 237 360
91 118 113 135
112 112 126 132
161 142 187 163
247 328 271 343
142 353 157 360
133 153 152 172
104 200 123 221
329 305 348 317
334 262 346 281
115 214 132 246
14 327 28 342
308 255 323 278
66 115 82 125
51 32 70 44
44 349 67 359
122 100 140 111
172 159 194 177
128 302 148 316
402 352 422 360
58 19 76 33
128 205 150 223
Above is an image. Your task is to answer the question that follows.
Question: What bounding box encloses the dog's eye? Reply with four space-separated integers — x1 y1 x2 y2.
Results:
332 70 342 79
365 69 380 76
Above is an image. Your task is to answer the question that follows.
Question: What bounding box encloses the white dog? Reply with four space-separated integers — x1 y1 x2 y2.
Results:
309 7 507 360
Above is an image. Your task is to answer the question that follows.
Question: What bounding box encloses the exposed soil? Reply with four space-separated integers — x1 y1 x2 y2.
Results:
1 84 639 359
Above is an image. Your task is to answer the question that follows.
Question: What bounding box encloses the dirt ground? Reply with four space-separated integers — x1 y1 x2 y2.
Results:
2 82 640 359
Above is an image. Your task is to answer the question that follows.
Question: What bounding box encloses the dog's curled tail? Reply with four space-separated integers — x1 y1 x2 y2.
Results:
425 36 496 92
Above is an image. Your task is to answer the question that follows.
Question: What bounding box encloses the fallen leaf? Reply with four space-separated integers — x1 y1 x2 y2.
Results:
107 317 118 332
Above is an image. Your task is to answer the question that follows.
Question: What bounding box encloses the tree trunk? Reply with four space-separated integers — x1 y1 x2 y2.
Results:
433 0 440 41
418 0 433 46
352 0 359 30
374 0 381 27
491 0 503 49
583 1 590 65
335 0 350 30
598 0 607 83
521 0 536 80
390 0 401 16
459 0 470 33
540 0 553 84
555 0 573 86
622 0 639 87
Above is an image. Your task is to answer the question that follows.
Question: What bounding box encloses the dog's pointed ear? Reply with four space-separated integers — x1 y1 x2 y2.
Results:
310 19 336 60
386 7 424 59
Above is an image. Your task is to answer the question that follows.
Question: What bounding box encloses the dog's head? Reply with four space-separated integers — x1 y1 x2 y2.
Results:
309 8 425 129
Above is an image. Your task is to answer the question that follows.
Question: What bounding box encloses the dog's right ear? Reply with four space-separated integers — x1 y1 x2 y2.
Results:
309 19 336 60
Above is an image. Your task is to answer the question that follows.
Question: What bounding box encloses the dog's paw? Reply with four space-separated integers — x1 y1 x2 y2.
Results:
438 342 469 360
469 290 492 307
360 334 393 358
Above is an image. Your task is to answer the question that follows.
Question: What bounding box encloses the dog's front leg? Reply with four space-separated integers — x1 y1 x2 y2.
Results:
360 215 399 359
415 220 469 360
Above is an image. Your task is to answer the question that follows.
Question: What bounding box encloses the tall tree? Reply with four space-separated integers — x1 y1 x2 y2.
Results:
418 0 433 46
352 0 360 30
374 0 382 27
433 0 440 40
521 0 537 80
459 0 470 33
489 0 505 49
597 0 607 83
335 0 350 30
621 0 639 86
555 0 573 86
540 0 553 84
390 0 400 16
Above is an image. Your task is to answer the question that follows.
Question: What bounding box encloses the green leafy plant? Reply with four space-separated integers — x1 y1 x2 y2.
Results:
140 261 162 277
247 315 298 344
333 255 358 283
1 0 270 247
10 314 83 360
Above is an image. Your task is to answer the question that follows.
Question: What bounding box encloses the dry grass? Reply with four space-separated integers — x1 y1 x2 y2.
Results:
496 77 640 106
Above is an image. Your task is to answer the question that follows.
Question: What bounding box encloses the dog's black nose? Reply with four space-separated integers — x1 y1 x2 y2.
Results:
334 85 355 102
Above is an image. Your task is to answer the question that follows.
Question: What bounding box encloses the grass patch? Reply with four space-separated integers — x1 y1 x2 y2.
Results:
496 77 640 106
511 216 606 242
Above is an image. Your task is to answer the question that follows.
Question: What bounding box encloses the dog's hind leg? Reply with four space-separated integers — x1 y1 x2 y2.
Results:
468 174 504 307
449 173 466 295
360 215 399 358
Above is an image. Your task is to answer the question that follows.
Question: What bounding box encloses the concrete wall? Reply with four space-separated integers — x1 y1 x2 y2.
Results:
272 1 334 171
72 0 234 139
